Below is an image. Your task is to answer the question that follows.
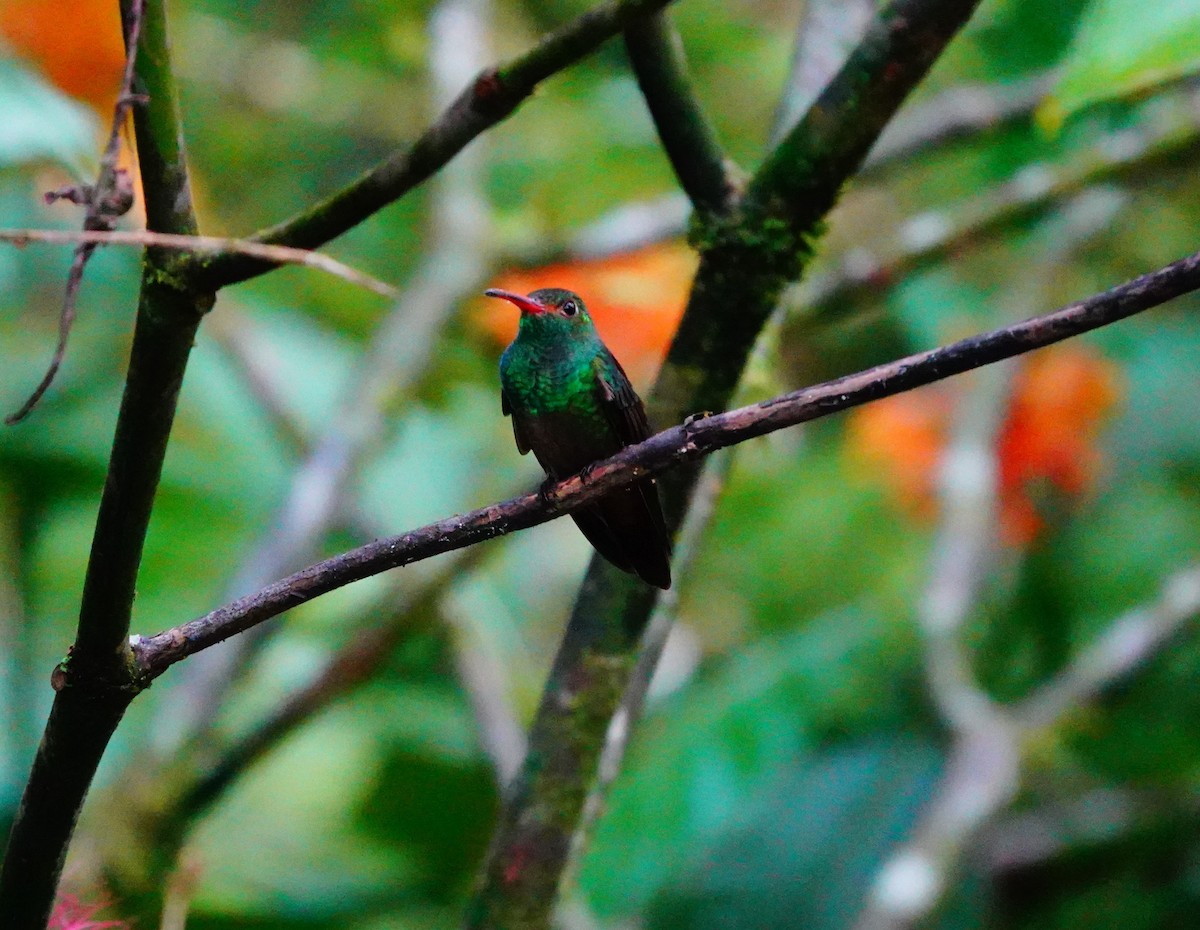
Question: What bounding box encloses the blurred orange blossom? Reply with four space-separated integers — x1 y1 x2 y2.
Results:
475 242 696 389
846 345 1122 546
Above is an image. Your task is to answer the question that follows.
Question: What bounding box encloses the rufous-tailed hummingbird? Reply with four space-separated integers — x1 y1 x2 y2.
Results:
485 287 671 589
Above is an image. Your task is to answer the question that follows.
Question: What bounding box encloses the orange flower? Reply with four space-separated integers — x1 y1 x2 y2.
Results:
846 345 1122 546
476 243 695 388
996 347 1122 543
0 0 126 113
845 385 949 522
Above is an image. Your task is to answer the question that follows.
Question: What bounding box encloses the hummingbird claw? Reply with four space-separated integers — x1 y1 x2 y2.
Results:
537 475 559 506
684 411 713 427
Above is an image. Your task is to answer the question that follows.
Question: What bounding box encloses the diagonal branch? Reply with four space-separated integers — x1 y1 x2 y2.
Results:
623 14 736 213
130 247 1200 681
750 0 981 221
854 563 1200 930
196 0 680 290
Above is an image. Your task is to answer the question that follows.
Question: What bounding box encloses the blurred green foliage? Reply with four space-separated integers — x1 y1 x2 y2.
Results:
2 0 1200 927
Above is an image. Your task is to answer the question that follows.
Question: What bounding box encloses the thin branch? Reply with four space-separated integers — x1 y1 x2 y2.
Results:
179 546 487 819
0 228 398 298
916 365 1012 731
196 0 680 289
863 71 1053 172
130 247 1200 680
204 309 311 458
1019 566 1200 729
5 0 144 424
854 563 1200 930
623 14 736 213
799 77 1200 317
449 610 529 788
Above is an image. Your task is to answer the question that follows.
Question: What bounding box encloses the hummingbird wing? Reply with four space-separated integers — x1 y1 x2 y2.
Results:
588 351 672 589
501 388 531 455
592 351 652 445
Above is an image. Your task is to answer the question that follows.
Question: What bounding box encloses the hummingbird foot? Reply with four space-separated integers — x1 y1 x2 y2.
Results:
537 474 561 508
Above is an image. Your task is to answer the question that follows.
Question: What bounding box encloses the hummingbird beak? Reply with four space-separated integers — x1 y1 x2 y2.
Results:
484 288 547 315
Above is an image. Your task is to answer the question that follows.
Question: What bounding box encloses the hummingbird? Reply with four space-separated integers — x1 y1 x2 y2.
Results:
485 287 672 589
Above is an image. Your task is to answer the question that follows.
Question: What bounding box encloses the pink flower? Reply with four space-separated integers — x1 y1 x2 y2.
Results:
47 894 127 930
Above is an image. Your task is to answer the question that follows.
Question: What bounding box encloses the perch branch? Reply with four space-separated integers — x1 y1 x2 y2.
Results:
131 247 1200 679
471 1 1006 925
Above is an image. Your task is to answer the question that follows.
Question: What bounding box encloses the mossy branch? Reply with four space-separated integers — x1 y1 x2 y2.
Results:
470 0 986 925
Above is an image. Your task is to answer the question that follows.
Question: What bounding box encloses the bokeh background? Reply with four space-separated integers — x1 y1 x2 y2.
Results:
3 0 1200 927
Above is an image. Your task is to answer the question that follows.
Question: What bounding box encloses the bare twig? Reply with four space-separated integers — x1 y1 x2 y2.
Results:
854 195 1128 930
1019 567 1200 728
0 228 398 299
855 564 1200 930
130 247 1200 679
5 0 144 424
623 14 737 213
204 309 311 458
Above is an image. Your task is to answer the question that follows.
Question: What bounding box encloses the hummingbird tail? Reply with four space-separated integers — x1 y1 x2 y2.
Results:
571 483 671 589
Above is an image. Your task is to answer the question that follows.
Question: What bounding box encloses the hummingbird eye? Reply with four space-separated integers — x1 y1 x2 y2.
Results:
561 299 578 317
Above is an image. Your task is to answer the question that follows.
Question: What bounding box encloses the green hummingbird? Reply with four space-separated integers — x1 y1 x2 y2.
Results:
485 287 672 589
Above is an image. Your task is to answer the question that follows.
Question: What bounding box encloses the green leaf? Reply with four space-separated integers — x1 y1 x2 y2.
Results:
645 739 943 930
580 607 924 921
0 57 98 171
1048 0 1200 121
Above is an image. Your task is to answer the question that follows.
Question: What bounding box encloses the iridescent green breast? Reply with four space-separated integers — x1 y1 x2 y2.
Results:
499 313 607 420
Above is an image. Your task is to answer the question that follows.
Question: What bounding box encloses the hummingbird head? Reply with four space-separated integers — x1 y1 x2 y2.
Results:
484 288 593 335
